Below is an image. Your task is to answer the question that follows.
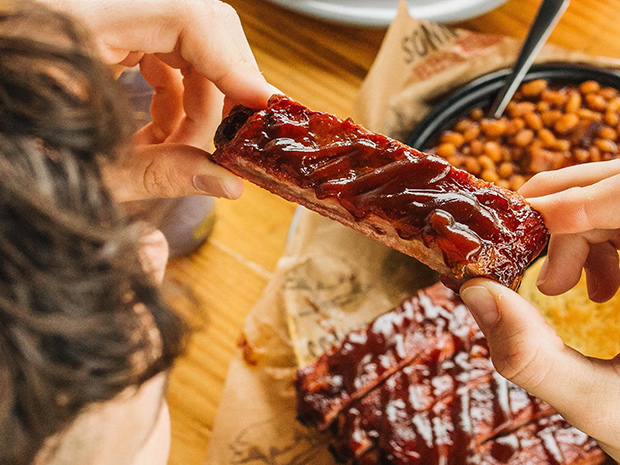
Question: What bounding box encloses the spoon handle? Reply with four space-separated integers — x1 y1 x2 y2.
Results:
488 0 570 119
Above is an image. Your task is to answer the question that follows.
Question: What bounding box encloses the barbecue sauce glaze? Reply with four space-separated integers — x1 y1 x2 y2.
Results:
214 96 548 289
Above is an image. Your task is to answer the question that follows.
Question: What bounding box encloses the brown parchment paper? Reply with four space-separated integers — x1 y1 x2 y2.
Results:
204 4 620 464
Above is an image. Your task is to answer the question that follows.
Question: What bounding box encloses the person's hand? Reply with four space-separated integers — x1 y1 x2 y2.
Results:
520 158 620 302
460 159 620 461
460 280 620 461
42 0 272 202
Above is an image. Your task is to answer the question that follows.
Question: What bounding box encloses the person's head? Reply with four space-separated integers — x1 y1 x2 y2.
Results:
0 3 186 464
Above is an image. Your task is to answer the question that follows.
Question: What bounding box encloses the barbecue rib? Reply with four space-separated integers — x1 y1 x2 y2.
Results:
295 284 608 465
212 96 549 291
295 283 485 429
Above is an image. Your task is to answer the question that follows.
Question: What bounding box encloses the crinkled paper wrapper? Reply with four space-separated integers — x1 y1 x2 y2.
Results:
204 4 620 464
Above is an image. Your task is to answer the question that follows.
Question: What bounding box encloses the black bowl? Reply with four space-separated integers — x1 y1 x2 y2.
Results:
407 63 620 151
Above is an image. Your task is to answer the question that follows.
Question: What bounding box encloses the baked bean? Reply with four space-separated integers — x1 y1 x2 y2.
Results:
528 139 544 154
437 143 457 158
508 102 536 118
554 113 579 134
432 79 620 190
478 155 495 171
505 118 526 136
514 129 535 147
595 138 617 152
542 89 567 106
484 141 502 162
454 119 473 132
541 110 563 126
605 111 619 127
524 113 543 130
521 79 548 97
585 93 607 111
538 128 557 147
573 148 590 163
496 179 511 189
463 125 481 141
565 92 582 113
498 162 515 178
481 169 499 183
464 157 481 175
600 87 618 100
608 98 620 113
447 154 466 167
440 131 465 147
470 108 484 121
580 80 601 94
578 108 603 121
470 139 483 156
598 126 618 141
481 118 507 137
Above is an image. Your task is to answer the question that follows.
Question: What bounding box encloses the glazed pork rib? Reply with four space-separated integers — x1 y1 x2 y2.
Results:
212 95 549 291
295 283 609 465
295 283 485 430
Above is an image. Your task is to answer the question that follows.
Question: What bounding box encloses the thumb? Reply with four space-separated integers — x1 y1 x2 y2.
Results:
102 144 244 202
460 279 620 449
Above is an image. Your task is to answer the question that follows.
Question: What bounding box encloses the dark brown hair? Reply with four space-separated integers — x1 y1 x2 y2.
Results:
0 3 186 464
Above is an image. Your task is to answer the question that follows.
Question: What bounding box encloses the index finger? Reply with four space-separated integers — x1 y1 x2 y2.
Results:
519 158 620 198
178 1 271 108
528 172 620 234
71 0 271 109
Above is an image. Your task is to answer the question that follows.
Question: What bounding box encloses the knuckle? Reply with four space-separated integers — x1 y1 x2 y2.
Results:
193 0 241 25
530 170 551 186
524 170 551 192
491 332 547 389
211 53 248 86
564 186 594 229
142 159 181 198
212 1 241 24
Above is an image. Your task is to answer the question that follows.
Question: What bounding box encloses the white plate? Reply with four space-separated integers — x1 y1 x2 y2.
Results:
266 0 510 26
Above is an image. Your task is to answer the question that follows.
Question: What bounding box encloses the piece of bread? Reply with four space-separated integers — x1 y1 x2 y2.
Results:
519 257 620 359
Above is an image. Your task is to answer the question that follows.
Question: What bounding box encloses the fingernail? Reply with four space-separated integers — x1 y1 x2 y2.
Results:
461 285 500 329
193 175 238 199
536 258 550 288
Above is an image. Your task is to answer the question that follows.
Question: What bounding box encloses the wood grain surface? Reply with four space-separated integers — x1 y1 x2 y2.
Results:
165 1 620 463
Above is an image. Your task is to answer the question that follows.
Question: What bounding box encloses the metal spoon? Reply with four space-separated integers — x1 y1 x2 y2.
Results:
488 0 570 119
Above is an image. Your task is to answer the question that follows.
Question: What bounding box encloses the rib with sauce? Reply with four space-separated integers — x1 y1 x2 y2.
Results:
295 284 608 465
212 96 549 291
296 283 483 429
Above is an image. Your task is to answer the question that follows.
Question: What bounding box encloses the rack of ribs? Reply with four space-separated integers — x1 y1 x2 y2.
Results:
295 283 609 465
212 95 549 291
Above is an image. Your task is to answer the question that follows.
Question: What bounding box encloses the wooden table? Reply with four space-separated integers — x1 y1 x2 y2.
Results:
165 1 620 463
